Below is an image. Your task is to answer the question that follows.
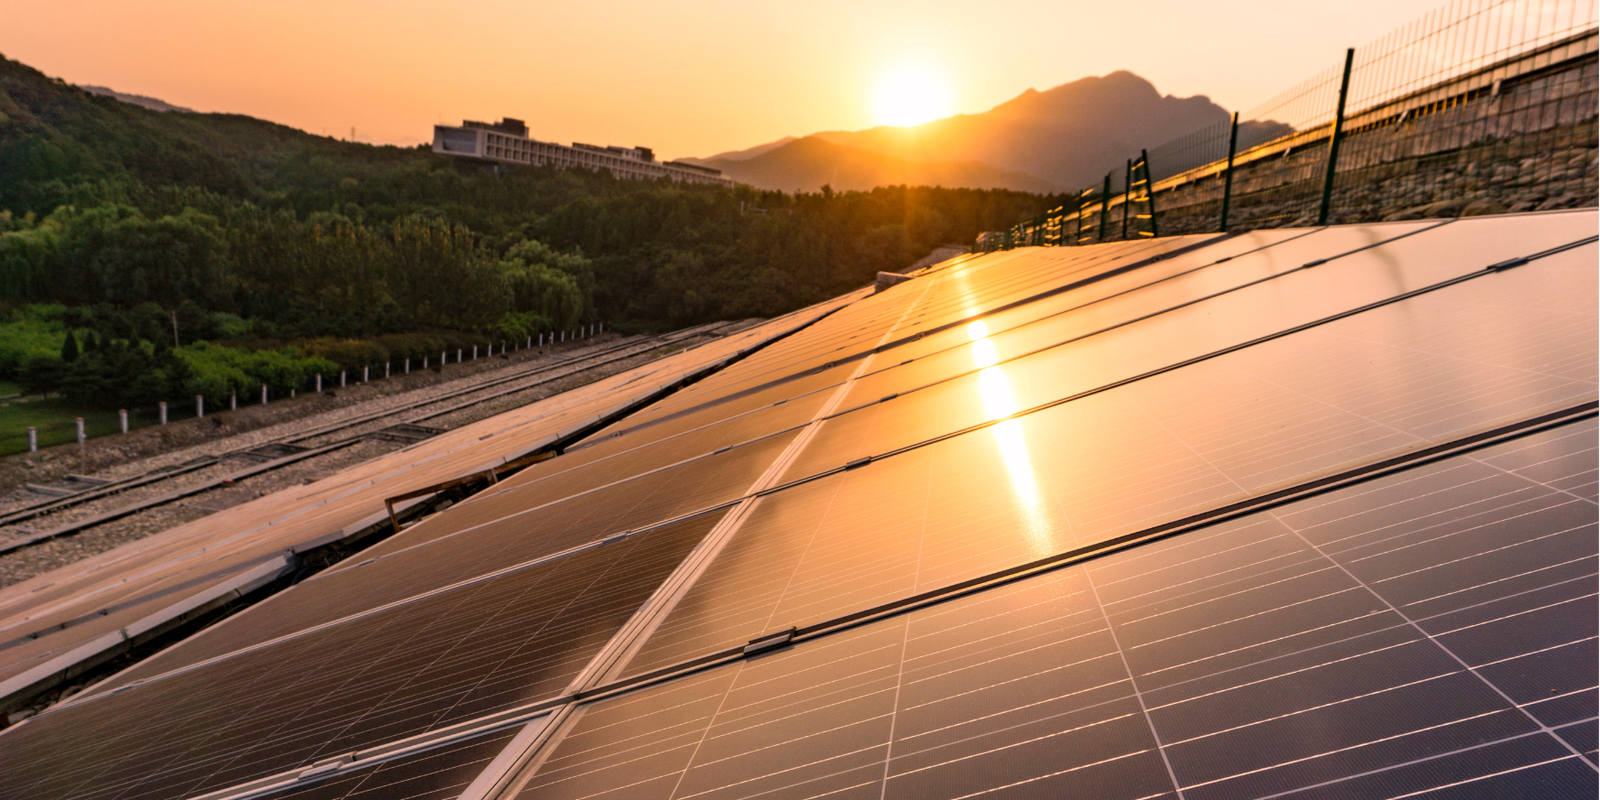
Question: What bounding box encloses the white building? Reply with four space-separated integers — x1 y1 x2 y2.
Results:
433 118 733 187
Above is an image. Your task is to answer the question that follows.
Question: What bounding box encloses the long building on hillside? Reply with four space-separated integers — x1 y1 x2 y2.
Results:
432 118 734 186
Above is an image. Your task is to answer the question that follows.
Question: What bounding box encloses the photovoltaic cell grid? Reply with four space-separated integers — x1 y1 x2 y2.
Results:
0 210 1593 800
518 421 1597 800
264 726 522 800
622 233 1599 674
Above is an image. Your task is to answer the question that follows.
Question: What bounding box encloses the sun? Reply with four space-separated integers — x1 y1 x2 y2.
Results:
872 64 953 127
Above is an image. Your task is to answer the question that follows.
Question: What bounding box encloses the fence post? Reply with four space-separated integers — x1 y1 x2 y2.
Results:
120 409 129 433
231 393 237 411
262 384 269 404
159 402 168 425
196 395 204 417
27 426 36 452
315 373 322 393
404 358 410 374
76 418 85 444
472 346 478 360
363 366 369 383
1318 48 1356 226
1097 174 1112 242
1220 112 1240 232
1122 159 1133 239
1140 149 1159 238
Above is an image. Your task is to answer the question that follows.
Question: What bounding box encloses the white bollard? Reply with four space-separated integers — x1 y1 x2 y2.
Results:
231 393 237 411
120 409 129 433
472 346 478 360
196 395 204 417
27 426 37 452
76 418 85 444
262 384 269 404
527 335 532 348
340 370 347 387
315 373 322 392
159 402 168 425
363 366 369 383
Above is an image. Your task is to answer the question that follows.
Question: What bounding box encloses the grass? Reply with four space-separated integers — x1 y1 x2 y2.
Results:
0 395 156 457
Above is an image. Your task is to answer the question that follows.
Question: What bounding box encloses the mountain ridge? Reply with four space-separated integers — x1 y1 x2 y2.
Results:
698 70 1233 192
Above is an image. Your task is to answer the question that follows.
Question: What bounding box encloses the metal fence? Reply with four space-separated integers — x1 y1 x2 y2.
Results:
1 326 607 457
983 0 1598 250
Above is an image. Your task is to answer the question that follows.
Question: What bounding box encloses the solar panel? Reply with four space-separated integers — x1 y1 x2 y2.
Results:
0 514 725 799
2 210 1593 800
511 418 1597 800
623 236 1597 674
259 724 525 800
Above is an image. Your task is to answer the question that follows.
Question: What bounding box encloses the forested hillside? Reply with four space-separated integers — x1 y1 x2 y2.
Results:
0 54 1057 407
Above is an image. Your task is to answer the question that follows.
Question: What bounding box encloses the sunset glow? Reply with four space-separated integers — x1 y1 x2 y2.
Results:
872 64 953 127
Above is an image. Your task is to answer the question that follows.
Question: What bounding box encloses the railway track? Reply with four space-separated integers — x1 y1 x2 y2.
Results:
0 322 740 553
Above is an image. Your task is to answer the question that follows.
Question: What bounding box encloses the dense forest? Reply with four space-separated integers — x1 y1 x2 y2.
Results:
0 54 1058 407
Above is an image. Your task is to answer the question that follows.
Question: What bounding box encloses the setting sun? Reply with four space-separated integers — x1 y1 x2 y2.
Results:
871 64 953 127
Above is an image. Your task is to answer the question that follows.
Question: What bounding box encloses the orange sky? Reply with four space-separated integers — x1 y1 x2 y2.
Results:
2 0 1453 159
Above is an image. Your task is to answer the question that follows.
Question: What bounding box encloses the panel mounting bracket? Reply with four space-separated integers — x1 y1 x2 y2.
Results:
743 627 796 657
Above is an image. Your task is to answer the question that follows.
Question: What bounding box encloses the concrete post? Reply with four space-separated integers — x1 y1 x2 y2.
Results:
472 346 478 360
231 393 237 411
27 427 37 452
405 359 410 374
423 356 429 369
385 362 391 379
340 370 347 387
196 395 204 417
457 348 463 363
527 335 532 348
262 384 269 404
159 402 168 425
315 373 322 393
538 333 544 347
76 418 85 444
120 409 129 433
363 366 369 383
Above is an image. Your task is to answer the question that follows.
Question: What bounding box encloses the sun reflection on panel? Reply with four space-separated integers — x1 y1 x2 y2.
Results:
967 320 1059 554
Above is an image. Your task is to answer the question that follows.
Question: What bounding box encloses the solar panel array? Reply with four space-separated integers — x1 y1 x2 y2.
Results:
0 301 850 708
0 210 1594 800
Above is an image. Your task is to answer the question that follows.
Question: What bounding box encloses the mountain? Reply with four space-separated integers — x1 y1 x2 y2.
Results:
700 71 1233 192
692 136 798 163
80 85 195 114
693 135 1058 194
